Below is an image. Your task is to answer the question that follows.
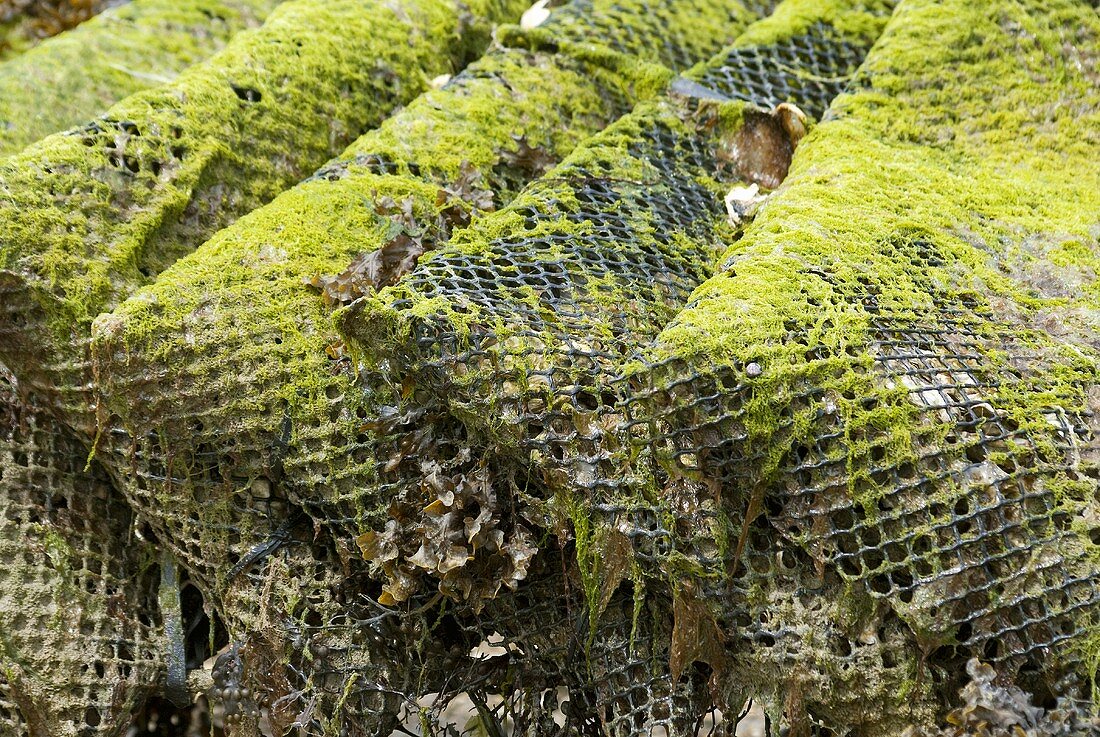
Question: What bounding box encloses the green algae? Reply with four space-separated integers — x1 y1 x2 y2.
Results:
0 0 525 434
729 0 893 48
533 0 760 72
322 2 898 641
0 0 282 159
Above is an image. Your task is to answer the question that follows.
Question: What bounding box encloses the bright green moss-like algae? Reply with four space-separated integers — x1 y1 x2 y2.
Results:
0 0 282 159
335 0 891 608
0 0 526 434
87 0 765 728
345 0 893 461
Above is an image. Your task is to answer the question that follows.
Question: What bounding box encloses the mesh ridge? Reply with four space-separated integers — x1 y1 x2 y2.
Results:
0 363 165 737
0 0 527 436
0 0 281 159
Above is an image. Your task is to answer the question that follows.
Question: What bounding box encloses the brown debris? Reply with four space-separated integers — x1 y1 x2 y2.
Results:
0 0 109 38
501 135 558 179
904 660 1100 737
723 103 808 189
307 164 495 307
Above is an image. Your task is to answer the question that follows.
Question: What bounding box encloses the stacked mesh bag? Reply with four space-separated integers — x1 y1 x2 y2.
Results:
343 0 1100 732
0 0 525 434
87 1 776 732
0 0 531 734
0 0 283 157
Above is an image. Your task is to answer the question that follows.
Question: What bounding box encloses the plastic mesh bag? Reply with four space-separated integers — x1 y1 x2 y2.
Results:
88 0 770 730
0 0 527 435
340 0 1100 728
0 0 282 159
0 364 164 736
582 0 1100 709
338 0 892 604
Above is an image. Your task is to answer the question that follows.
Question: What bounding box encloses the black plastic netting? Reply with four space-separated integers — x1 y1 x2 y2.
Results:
343 2 891 476
685 21 875 120
340 0 891 597
321 4 907 732
0 363 164 736
533 0 777 74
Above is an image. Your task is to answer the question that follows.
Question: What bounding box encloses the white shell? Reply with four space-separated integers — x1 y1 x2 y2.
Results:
521 0 551 29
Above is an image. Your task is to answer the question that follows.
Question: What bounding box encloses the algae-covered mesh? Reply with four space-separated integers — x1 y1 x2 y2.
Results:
0 364 164 737
86 0 769 730
441 0 1098 728
13 0 1098 731
342 0 1100 729
339 0 892 601
689 20 876 120
607 0 1100 700
532 0 776 73
89 0 761 599
342 0 892 474
0 0 526 436
0 0 282 159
